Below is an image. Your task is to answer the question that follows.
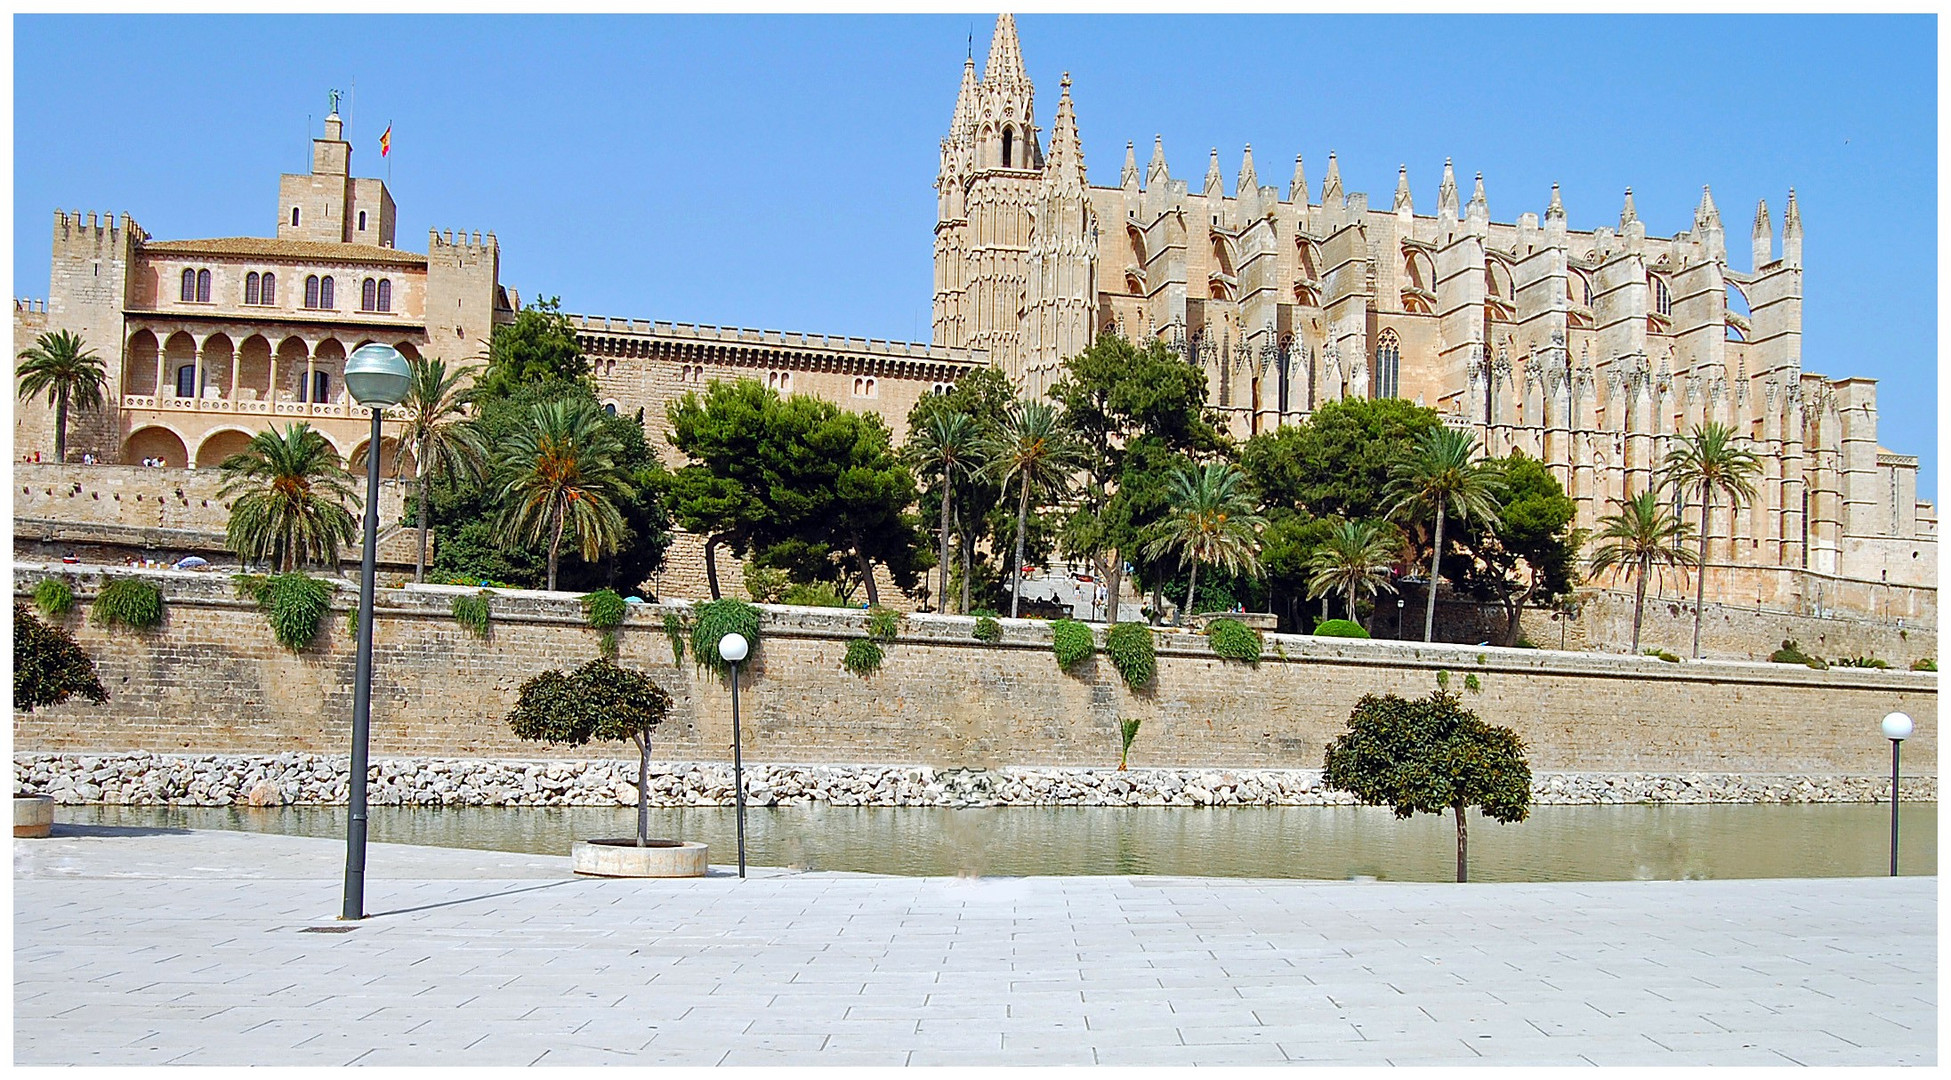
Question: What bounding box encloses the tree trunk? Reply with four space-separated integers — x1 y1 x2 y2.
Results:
54 386 68 463
546 503 564 592
1151 581 1163 625
1346 580 1358 622
1692 492 1711 658
704 535 723 600
1010 474 1030 618
959 510 972 615
633 732 650 847
856 545 880 608
1453 802 1468 883
1182 561 1201 626
1106 547 1124 625
937 480 953 614
414 453 430 584
1631 552 1649 653
1423 504 1447 642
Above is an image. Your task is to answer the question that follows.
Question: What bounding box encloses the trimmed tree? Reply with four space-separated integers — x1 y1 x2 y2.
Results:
16 603 108 712
506 659 672 846
1323 690 1532 883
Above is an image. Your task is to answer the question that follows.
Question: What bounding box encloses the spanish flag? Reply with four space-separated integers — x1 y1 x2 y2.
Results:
379 124 392 157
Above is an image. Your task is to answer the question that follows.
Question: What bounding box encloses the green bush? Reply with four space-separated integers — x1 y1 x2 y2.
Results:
778 582 848 608
1105 622 1156 690
1644 647 1682 663
1768 639 1824 669
972 615 1003 643
662 611 687 665
435 573 518 589
1435 668 1451 689
1051 618 1094 671
1832 656 1890 670
15 603 107 712
742 563 789 604
867 606 902 643
90 577 163 631
1463 672 1483 693
1911 658 1936 672
33 577 76 618
1205 618 1262 665
452 591 493 638
843 637 885 676
692 598 761 673
584 588 628 659
505 658 673 846
236 572 336 652
1514 638 1539 649
1313 618 1369 639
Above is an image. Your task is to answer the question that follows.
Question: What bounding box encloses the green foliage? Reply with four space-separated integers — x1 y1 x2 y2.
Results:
982 398 1089 615
219 422 359 572
15 329 108 460
692 598 761 674
1118 717 1142 770
32 577 75 618
843 638 885 677
1645 648 1683 663
1911 658 1937 672
1463 672 1483 693
972 615 1003 643
1452 452 1584 645
583 588 627 629
1142 461 1267 620
662 611 687 665
1242 398 1442 523
1832 656 1890 669
908 368 1017 613
1105 622 1156 690
1051 618 1095 671
15 603 107 712
473 297 591 400
1205 618 1262 665
1313 618 1370 639
91 577 163 630
778 582 849 607
452 591 493 638
742 563 790 603
1768 639 1825 669
494 397 634 591
1435 669 1451 689
1322 691 1532 881
866 606 902 643
235 572 336 651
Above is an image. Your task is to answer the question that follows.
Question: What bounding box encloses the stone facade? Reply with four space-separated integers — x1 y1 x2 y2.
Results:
16 565 1935 781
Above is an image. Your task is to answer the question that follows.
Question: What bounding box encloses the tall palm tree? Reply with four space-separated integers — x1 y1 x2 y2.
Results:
1660 421 1762 658
1304 519 1401 625
397 357 488 583
1385 426 1506 643
981 399 1086 617
1142 461 1267 624
1588 490 1699 654
495 398 631 591
904 411 982 614
218 422 360 572
16 330 108 463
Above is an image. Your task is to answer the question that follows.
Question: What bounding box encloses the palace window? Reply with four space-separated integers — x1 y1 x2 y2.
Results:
175 364 197 398
376 279 391 313
291 207 301 227
306 275 336 310
180 269 195 302
765 370 793 392
357 210 367 232
181 269 210 303
1373 332 1401 400
260 272 275 305
245 272 261 305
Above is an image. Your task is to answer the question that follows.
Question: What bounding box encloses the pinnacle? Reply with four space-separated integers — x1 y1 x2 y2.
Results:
984 13 1026 83
1290 155 1307 204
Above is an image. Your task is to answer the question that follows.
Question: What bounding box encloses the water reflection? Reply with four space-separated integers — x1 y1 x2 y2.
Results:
68 802 1936 882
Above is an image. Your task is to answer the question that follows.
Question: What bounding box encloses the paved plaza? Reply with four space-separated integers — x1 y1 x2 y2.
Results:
14 825 1936 1066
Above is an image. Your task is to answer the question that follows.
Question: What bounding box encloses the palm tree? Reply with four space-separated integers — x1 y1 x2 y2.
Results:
1304 519 1401 625
1385 426 1506 643
218 422 360 572
981 399 1086 618
904 411 983 614
495 398 631 591
1142 461 1267 624
397 357 488 583
16 330 108 463
1588 490 1699 654
1660 421 1762 658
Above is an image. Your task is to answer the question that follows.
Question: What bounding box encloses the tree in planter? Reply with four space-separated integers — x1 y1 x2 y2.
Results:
1586 490 1698 654
1323 690 1532 883
16 329 108 463
15 603 108 712
507 659 673 847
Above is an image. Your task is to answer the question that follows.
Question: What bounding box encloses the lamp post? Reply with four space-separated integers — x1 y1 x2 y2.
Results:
339 344 411 921
719 632 750 879
1396 598 1405 639
1881 711 1912 877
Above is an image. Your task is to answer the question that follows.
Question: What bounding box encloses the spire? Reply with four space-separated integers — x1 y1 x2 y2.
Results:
1546 182 1565 223
1752 197 1773 267
1437 158 1459 219
1044 73 1085 183
983 13 1026 83
1619 186 1638 228
1204 147 1223 198
950 54 977 136
1467 172 1488 221
1393 165 1412 213
1290 155 1307 205
1321 151 1342 206
1782 188 1803 266
1122 141 1139 188
1696 184 1721 230
1238 144 1258 195
1146 134 1169 187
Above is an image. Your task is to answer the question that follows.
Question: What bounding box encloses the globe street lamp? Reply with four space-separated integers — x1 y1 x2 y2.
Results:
340 343 411 920
719 632 750 879
1881 711 1913 877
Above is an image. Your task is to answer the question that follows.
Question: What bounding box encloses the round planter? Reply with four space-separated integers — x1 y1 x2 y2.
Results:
14 795 55 838
571 839 709 878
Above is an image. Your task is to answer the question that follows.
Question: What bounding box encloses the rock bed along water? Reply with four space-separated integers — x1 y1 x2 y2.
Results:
61 802 1937 883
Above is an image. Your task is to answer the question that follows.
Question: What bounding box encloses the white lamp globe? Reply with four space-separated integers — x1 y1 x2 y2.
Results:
344 343 412 408
719 633 749 664
1882 712 1914 741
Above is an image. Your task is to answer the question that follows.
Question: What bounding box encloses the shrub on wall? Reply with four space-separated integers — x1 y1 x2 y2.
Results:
1051 618 1094 672
1118 717 1142 770
1769 639 1826 669
90 577 163 631
1205 618 1262 665
1105 622 1156 690
235 572 336 652
1313 618 1369 639
843 638 885 677
779 582 848 608
1644 648 1682 663
1911 658 1937 672
692 598 761 673
662 611 687 665
1831 656 1890 670
583 588 627 658
867 607 902 643
32 577 75 618
972 615 1003 643
452 591 493 638
15 603 107 713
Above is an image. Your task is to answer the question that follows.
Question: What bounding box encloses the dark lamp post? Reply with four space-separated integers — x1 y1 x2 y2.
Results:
1881 711 1912 878
720 632 750 879
340 343 411 921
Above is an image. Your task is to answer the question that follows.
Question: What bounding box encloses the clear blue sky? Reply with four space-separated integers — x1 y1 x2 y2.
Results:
14 14 1937 497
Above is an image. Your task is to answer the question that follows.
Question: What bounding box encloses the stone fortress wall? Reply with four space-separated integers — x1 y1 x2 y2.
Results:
16 565 1933 783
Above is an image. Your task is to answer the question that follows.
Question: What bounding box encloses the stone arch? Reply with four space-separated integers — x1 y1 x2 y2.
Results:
163 331 197 399
275 336 310 402
124 425 189 468
198 331 235 400
194 427 257 469
236 334 274 401
310 338 348 404
349 435 413 479
125 329 161 396
393 341 422 365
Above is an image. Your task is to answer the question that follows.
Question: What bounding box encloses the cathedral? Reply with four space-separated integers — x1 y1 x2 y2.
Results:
932 14 1934 608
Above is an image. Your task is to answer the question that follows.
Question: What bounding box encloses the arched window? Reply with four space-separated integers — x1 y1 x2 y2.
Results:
195 269 211 303
1374 332 1401 400
319 276 335 309
1003 128 1014 169
376 279 391 313
260 272 275 305
604 402 618 416
176 364 197 398
180 269 196 302
361 278 377 311
313 371 331 403
357 210 367 232
305 275 320 309
245 272 260 306
291 207 301 227
1650 274 1672 317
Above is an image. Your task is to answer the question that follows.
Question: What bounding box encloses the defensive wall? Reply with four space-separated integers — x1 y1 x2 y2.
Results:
15 564 1934 782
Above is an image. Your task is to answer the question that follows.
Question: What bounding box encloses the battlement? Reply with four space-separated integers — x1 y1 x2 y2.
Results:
566 312 986 367
428 229 497 255
15 299 47 315
53 210 143 242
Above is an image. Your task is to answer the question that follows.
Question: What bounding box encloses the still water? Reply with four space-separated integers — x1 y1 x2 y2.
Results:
67 802 1935 882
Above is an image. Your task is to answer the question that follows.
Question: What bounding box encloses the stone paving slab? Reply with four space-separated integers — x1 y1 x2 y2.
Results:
13 826 1937 1066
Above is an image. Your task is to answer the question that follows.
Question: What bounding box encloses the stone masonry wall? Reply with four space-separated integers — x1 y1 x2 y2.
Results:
15 565 1936 781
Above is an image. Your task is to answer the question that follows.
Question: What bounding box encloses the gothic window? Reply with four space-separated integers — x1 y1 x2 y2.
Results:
260 273 275 305
313 370 331 403
195 269 211 303
1003 128 1014 169
320 276 335 309
245 273 260 306
180 269 196 302
1650 274 1672 317
362 278 377 311
291 207 301 227
376 279 391 313
175 364 197 398
358 210 367 232
305 275 320 309
1374 332 1401 400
